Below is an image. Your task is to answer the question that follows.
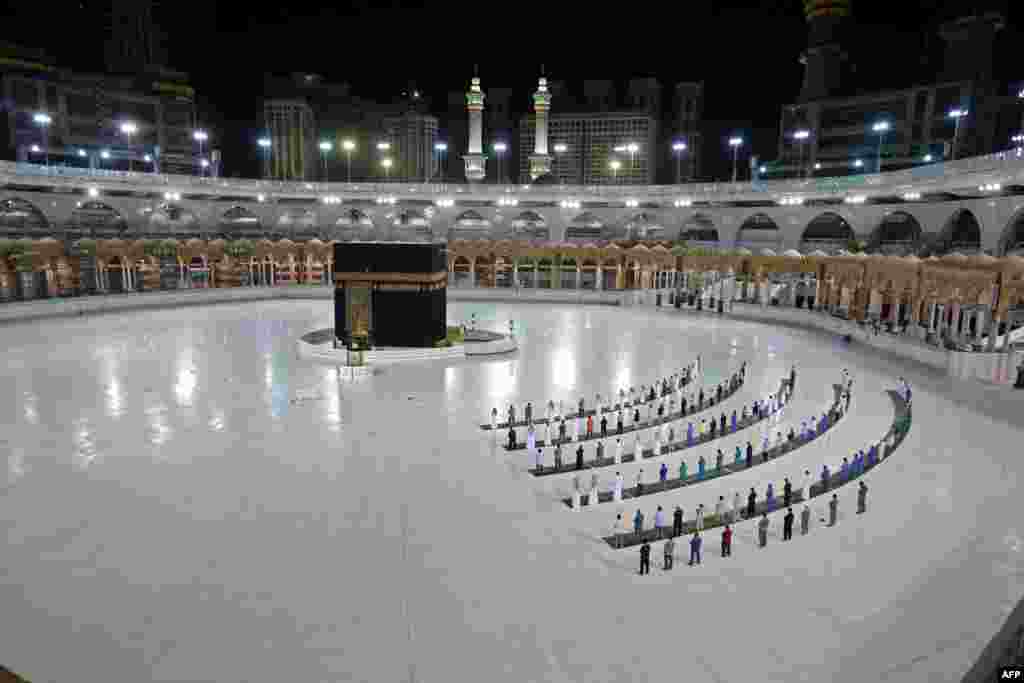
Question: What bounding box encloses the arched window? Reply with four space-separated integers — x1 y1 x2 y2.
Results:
868 212 922 255
0 197 48 230
800 212 854 253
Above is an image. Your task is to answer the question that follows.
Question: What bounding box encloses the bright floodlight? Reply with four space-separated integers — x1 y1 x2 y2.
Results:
793 129 810 140
923 154 933 162
100 149 110 159
193 130 208 142
871 121 890 133
88 187 99 198
609 160 622 170
948 108 968 119
143 154 152 162
200 158 210 168
30 144 40 153
493 142 507 152
553 143 567 153
257 138 271 148
759 165 767 173
729 137 743 147
814 162 822 169
626 143 639 153
854 159 864 167
377 141 390 151
434 142 447 151
77 149 87 157
342 139 356 151
33 112 51 125
381 158 393 168
120 121 137 135
672 142 687 151
613 145 627 152
319 141 333 151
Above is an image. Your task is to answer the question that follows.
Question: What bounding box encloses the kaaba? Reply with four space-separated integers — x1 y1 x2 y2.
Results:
333 242 447 348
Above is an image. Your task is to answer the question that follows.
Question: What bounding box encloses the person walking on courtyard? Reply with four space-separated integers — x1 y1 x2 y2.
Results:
679 458 688 483
614 472 624 503
681 395 687 416
695 503 705 531
659 462 668 484
821 463 830 492
527 425 536 452
633 407 641 426
783 478 793 507
828 493 838 527
746 441 754 469
758 513 769 548
596 439 605 463
697 455 706 481
559 419 567 443
783 507 795 541
534 447 544 473
575 444 584 471
525 401 533 426
673 505 684 537
801 469 811 503
715 495 725 522
716 448 724 473
747 488 757 519
857 481 868 514
578 396 585 418
766 482 775 512
732 491 742 523
734 445 743 467
633 508 644 536
635 469 644 496
612 512 624 548
687 422 694 447
840 457 849 483
589 473 600 507
507 426 517 449
615 438 622 465
664 535 675 570
616 411 623 435
633 433 642 461
800 503 811 536
698 387 704 409
731 409 738 433
508 404 516 426
689 531 702 566
491 407 498 430
639 540 651 575
721 525 732 557
600 415 608 438
586 414 593 438
554 443 563 470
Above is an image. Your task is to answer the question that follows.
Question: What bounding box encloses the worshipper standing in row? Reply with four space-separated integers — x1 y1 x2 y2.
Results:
783 507 795 541
801 504 811 535
758 513 770 548
639 540 651 575
663 536 675 570
689 531 702 566
858 481 868 514
721 525 732 557
673 505 684 537
828 493 839 526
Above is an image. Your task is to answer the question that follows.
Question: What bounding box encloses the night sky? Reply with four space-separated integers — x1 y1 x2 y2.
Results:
2 1 1019 179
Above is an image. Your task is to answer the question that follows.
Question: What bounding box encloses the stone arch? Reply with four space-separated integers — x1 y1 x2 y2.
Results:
624 211 664 240
1000 207 1024 256
800 212 854 253
144 202 199 235
219 206 263 237
70 201 127 234
867 211 923 255
566 211 604 240
0 197 49 231
276 208 318 235
454 209 489 225
735 213 782 250
510 210 548 239
678 213 718 244
934 209 981 255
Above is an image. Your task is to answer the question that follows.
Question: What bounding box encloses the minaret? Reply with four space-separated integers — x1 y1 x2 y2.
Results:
528 68 552 180
463 67 486 182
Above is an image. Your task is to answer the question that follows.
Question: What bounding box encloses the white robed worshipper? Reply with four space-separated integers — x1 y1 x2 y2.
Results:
589 472 600 507
633 432 642 459
614 438 623 465
572 487 581 510
732 491 742 523
801 469 812 502
613 472 624 502
653 434 662 457
491 407 497 430
574 415 582 441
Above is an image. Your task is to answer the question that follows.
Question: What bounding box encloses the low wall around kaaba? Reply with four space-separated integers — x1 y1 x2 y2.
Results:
333 241 447 348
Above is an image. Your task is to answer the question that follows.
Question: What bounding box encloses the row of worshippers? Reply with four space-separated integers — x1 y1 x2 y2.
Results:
565 399 841 508
636 481 868 573
490 358 749 430
530 376 803 472
507 367 746 451
611 426 881 549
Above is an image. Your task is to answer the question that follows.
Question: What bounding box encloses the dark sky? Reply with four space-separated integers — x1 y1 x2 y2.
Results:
2 0 1020 178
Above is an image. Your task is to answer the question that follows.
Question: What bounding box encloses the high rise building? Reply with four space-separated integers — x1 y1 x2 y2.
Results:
672 82 703 182
264 99 317 181
104 0 166 74
797 0 851 103
0 42 197 175
519 111 657 185
382 111 438 183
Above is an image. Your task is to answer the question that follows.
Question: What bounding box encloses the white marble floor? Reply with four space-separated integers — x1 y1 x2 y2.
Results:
1 299 1023 683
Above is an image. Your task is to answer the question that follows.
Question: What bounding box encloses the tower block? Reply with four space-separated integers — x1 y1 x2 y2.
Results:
463 74 487 182
528 75 553 180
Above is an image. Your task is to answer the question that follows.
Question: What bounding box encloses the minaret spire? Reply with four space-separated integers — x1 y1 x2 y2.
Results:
463 71 486 182
528 70 553 181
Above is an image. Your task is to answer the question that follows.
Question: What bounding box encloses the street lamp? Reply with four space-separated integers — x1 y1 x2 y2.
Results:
626 142 639 178
948 108 968 160
609 159 621 184
793 129 810 178
193 130 208 175
77 148 87 167
923 154 933 162
554 143 567 185
319 140 333 182
33 112 51 167
728 137 743 183
257 137 271 179
200 158 209 173
854 158 864 169
143 153 152 172
434 141 447 182
1013 134 1024 151
120 121 137 172
871 120 890 173
672 141 687 184
381 157 393 182
493 141 507 184
100 149 110 170
342 139 355 182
